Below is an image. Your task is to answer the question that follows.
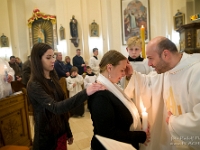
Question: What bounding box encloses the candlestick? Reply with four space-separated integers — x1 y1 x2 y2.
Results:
142 107 148 131
140 25 146 58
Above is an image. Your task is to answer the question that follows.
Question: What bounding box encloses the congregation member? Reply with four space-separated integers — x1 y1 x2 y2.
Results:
84 66 97 89
126 36 152 74
9 55 22 81
84 66 97 111
88 50 150 150
64 56 73 72
27 43 105 150
22 55 31 86
66 66 84 117
121 36 153 89
72 49 85 75
15 57 23 70
89 48 100 75
54 52 70 78
125 36 200 150
0 57 14 99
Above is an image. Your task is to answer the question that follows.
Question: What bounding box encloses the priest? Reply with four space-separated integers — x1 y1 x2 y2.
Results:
124 36 200 150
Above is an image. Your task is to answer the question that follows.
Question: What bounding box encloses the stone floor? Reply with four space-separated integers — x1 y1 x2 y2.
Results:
68 111 93 150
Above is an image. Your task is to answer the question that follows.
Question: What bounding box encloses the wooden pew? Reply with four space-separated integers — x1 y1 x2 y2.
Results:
0 91 32 150
59 77 69 99
11 81 25 92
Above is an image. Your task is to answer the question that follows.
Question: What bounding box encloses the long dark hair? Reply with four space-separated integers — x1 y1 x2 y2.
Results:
29 43 69 134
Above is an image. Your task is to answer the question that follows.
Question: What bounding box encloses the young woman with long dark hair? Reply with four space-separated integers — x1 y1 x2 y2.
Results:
27 43 105 150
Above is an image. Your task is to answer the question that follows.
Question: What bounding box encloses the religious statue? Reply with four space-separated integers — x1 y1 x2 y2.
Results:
70 15 78 38
37 24 45 43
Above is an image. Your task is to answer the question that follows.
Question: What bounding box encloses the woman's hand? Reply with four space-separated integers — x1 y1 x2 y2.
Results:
67 137 74 145
86 82 106 96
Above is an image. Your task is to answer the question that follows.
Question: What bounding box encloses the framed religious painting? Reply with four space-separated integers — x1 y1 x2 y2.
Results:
90 20 99 37
0 34 9 47
60 25 65 40
174 13 185 31
28 9 57 50
121 0 150 45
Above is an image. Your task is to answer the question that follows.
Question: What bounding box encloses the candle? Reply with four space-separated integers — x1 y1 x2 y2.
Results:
140 25 146 58
142 107 148 131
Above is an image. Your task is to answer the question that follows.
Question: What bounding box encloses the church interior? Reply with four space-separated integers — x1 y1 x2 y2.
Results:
0 0 200 150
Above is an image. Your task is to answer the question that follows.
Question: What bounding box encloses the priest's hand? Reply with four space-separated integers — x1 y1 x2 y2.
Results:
86 82 106 96
166 111 173 124
125 61 133 77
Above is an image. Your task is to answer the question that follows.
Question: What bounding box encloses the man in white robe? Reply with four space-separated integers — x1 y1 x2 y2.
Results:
124 36 200 150
0 57 14 99
89 48 100 75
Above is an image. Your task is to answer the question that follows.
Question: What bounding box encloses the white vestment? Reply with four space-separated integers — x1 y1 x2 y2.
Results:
121 59 153 89
0 58 14 99
89 56 100 75
84 75 97 89
125 53 200 150
66 75 83 97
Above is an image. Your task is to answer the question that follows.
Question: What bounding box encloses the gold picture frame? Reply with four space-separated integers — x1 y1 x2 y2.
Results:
28 9 57 50
0 34 9 47
60 26 65 40
90 21 99 37
121 0 150 45
174 14 185 30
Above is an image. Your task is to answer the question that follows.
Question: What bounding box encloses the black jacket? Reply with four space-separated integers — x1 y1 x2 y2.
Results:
54 60 69 78
88 90 146 150
27 80 88 150
72 55 85 75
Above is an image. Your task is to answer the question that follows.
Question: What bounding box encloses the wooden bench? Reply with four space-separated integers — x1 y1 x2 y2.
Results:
11 81 25 92
0 145 29 150
0 91 32 150
59 77 69 98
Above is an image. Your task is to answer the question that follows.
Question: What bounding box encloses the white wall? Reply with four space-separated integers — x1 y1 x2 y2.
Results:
0 0 187 62
0 0 12 60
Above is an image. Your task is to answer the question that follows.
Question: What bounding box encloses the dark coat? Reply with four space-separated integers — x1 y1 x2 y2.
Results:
22 59 31 86
88 90 146 150
72 55 85 75
27 80 88 150
9 62 22 80
54 60 69 78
